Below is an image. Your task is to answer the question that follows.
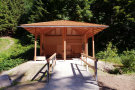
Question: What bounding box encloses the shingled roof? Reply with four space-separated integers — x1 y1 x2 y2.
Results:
20 20 108 27
19 20 108 37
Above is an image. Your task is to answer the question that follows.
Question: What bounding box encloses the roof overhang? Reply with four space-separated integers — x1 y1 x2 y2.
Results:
18 25 108 28
18 20 109 38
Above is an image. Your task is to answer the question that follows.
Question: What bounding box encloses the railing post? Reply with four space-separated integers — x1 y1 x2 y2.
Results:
94 60 98 81
55 55 56 65
47 59 50 82
52 58 54 72
81 54 83 65
86 57 88 71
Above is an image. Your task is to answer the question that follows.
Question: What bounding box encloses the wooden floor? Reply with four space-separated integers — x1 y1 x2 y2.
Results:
44 59 99 90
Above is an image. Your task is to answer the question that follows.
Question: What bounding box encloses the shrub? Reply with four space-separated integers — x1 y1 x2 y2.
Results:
96 42 121 63
0 59 25 71
0 38 35 72
120 50 135 73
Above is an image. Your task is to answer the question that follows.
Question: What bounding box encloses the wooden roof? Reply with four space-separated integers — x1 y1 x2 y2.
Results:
21 20 107 27
19 20 108 38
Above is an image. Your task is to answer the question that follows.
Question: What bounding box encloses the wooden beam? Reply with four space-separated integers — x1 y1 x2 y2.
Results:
34 35 37 61
87 28 104 38
81 53 97 61
84 34 88 56
72 29 81 35
80 57 95 70
62 28 67 60
73 29 83 35
92 36 95 58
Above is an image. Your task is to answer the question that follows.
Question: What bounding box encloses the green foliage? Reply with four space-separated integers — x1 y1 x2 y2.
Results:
120 50 135 73
92 0 135 51
96 42 121 63
0 38 34 72
97 44 135 73
96 42 135 74
0 59 25 71
28 0 94 23
0 0 135 53
28 0 48 23
0 0 134 75
0 0 25 35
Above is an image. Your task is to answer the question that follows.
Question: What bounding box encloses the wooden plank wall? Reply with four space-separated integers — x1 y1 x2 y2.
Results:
43 35 82 58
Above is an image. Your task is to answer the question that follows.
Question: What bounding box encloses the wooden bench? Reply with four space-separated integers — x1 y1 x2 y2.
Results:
36 56 46 61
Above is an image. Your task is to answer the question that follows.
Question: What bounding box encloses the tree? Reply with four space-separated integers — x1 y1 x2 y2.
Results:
29 0 94 23
91 0 135 51
0 0 24 36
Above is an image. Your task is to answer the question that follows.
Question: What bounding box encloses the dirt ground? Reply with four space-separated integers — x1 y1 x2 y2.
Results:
87 58 135 90
97 70 135 90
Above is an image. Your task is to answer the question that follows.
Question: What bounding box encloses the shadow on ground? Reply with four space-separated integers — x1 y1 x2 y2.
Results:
4 60 116 90
4 62 48 90
39 62 99 90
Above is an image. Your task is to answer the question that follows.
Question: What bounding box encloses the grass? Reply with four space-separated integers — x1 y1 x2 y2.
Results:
0 37 36 72
0 38 10 51
98 57 122 65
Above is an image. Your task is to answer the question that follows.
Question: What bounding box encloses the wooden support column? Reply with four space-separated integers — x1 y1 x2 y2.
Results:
92 36 95 58
62 28 66 61
34 35 37 61
84 34 88 56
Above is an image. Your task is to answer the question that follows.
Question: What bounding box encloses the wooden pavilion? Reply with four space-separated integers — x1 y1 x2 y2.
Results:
19 20 108 61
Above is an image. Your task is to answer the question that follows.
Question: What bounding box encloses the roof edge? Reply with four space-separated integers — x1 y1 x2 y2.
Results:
17 25 109 28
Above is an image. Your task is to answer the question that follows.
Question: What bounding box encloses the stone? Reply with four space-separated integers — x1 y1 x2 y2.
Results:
0 75 12 88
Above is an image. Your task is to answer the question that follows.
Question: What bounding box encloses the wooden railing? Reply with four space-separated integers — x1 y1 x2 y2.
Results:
47 53 57 82
80 53 98 81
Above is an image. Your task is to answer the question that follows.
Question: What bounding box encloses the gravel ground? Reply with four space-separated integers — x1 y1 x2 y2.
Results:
84 58 135 90
85 58 135 90
98 70 135 90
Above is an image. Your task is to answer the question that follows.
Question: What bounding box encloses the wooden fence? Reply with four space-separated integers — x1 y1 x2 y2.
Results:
80 53 98 81
47 53 56 82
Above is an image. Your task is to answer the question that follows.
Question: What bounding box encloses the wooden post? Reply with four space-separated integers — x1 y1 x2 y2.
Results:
62 28 66 61
84 34 88 56
34 35 37 61
81 54 83 65
92 36 95 58
92 35 97 81
86 57 88 71
94 60 98 81
47 59 50 82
